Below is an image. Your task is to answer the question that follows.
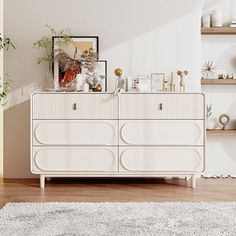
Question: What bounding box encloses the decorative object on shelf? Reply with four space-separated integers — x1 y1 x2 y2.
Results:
53 36 99 91
82 82 89 92
212 10 222 27
177 70 188 92
202 61 218 79
206 104 214 130
202 14 211 28
169 72 175 92
114 68 125 92
162 76 168 92
229 20 236 28
92 84 102 92
227 74 233 79
86 61 107 92
219 114 230 130
218 74 227 80
33 25 72 91
127 75 150 92
150 73 164 92
75 74 84 91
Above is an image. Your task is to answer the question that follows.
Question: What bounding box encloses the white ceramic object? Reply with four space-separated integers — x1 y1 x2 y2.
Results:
75 74 84 91
202 14 210 27
212 10 222 27
82 82 89 92
206 119 215 130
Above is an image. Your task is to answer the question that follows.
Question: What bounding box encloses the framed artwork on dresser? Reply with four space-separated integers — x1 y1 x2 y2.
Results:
150 73 165 92
52 36 99 89
127 74 150 92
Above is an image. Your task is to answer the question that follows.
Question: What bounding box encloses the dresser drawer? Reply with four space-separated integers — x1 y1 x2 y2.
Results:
119 93 204 119
119 147 204 172
119 120 204 145
32 93 118 119
32 147 118 173
33 120 118 145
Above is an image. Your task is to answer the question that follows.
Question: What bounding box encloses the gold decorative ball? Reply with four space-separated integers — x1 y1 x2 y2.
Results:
115 68 122 77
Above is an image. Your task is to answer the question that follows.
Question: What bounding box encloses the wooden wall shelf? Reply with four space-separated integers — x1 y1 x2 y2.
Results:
201 79 236 85
201 27 236 35
207 130 236 136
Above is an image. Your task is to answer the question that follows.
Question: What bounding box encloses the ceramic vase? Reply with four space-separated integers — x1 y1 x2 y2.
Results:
206 119 215 130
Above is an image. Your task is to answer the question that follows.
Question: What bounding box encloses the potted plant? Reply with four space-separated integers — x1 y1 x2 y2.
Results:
0 34 15 106
33 25 72 91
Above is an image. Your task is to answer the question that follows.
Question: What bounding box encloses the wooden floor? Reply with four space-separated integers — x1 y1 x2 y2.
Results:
0 178 236 208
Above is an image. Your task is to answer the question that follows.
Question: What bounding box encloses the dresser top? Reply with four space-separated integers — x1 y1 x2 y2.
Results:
32 92 204 95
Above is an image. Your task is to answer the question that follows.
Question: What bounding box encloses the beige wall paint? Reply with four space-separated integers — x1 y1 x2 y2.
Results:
3 0 204 178
0 0 3 177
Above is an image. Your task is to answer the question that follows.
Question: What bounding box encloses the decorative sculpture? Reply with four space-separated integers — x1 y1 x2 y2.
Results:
177 70 188 92
169 72 175 92
113 68 125 98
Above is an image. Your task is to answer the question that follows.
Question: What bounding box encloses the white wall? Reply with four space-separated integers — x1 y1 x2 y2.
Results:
202 0 236 176
3 0 204 178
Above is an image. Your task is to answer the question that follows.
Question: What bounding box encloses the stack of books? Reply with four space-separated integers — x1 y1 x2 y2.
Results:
229 20 236 27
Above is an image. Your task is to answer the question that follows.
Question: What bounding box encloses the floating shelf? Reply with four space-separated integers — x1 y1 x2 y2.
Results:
201 79 236 85
207 130 236 136
201 27 236 35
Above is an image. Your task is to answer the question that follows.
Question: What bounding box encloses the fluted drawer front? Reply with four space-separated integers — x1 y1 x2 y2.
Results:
32 93 118 119
119 94 204 119
119 147 204 172
33 120 118 145
119 120 204 145
32 147 118 173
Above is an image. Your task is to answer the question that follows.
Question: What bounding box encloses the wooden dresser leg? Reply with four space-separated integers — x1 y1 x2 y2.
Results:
40 175 45 189
191 175 196 189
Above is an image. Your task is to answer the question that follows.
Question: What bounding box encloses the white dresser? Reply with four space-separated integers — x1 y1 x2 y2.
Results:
31 92 205 188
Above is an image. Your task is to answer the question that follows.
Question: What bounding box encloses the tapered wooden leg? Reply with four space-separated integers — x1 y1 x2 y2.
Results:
40 175 45 189
191 175 196 189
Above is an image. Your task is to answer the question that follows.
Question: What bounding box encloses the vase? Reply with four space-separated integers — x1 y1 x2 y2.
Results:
43 65 55 91
206 119 215 130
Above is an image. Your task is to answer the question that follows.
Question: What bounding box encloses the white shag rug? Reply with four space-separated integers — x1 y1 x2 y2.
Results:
0 202 236 236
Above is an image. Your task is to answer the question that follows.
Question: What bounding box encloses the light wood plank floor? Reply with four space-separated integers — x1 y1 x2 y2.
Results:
0 178 236 208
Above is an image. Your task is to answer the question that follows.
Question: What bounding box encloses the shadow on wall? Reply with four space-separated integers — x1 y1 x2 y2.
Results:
3 100 35 178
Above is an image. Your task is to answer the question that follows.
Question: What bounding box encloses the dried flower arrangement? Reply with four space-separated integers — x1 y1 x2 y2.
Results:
33 25 72 90
0 34 15 106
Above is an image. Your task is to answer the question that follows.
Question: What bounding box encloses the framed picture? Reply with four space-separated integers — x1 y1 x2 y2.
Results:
52 36 99 88
150 73 165 92
127 74 150 92
81 60 107 92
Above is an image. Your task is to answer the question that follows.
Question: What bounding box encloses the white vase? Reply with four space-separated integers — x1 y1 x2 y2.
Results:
206 119 215 130
44 65 55 91
83 83 89 92
202 14 210 27
212 10 222 27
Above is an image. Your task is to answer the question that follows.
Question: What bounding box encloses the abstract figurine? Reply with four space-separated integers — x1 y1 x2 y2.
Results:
177 70 188 92
115 68 125 91
113 68 125 98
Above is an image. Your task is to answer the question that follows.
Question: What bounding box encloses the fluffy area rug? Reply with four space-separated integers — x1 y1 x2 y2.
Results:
0 202 236 236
